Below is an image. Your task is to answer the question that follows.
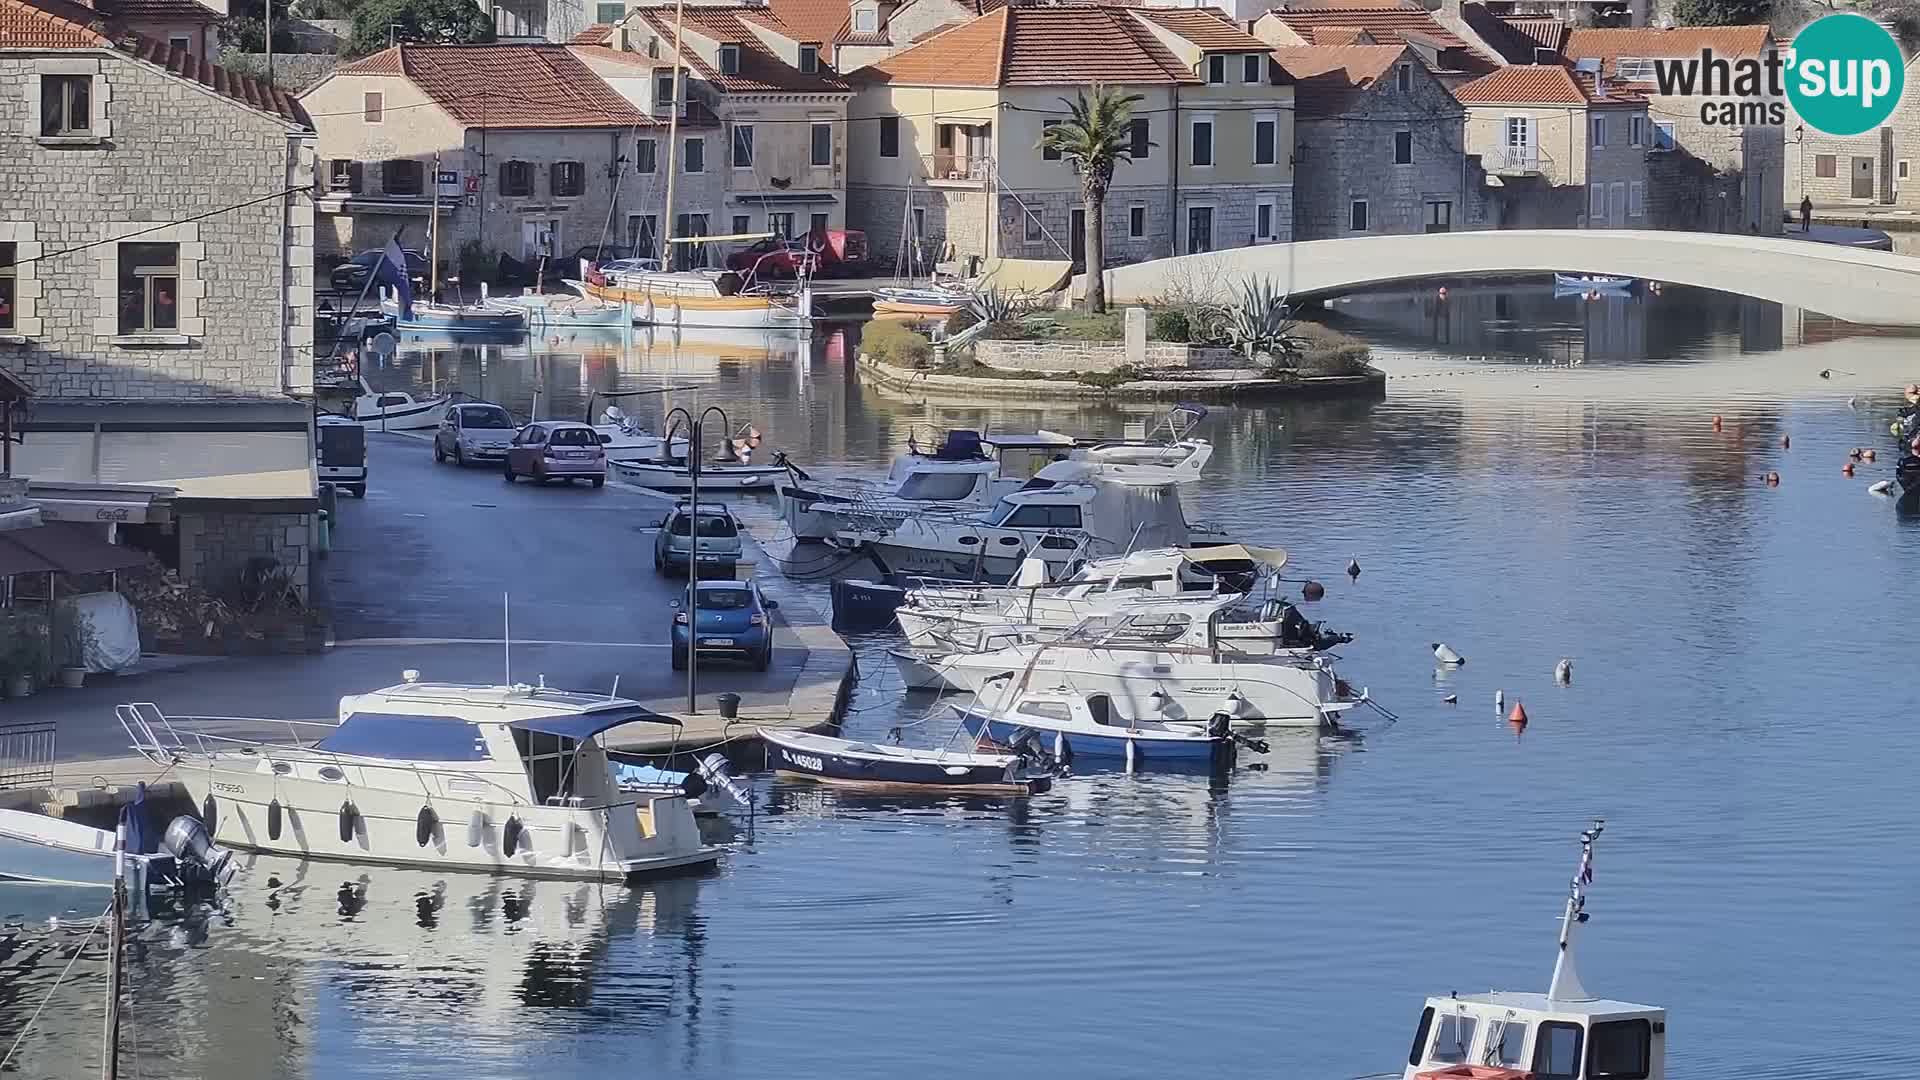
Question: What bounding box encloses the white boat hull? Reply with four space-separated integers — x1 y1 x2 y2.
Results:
896 606 1290 656
355 396 450 431
932 651 1339 729
612 460 786 491
180 763 718 881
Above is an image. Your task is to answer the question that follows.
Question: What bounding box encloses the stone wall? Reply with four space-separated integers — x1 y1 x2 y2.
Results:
0 53 314 399
848 184 993 271
1291 69 1470 241
218 51 340 93
178 511 312 600
976 339 1245 373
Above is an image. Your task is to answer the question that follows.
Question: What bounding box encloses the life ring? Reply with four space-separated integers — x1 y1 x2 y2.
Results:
416 805 439 848
338 800 359 843
267 798 283 841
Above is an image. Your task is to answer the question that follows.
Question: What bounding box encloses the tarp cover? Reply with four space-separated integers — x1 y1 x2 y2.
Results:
71 591 140 673
1187 544 1289 571
316 713 491 761
510 708 677 742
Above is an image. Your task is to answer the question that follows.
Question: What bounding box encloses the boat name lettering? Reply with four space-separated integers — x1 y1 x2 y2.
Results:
94 507 131 522
212 781 246 794
784 751 825 772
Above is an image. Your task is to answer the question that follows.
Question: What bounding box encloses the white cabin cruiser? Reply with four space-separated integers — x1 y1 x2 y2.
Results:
897 598 1358 730
116 677 721 882
776 428 1078 542
352 378 450 431
589 396 689 465
1398 821 1663 1080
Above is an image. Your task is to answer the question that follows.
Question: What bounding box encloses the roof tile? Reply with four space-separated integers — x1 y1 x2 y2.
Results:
629 6 851 92
1131 8 1270 51
766 0 847 43
1563 25 1773 80
1451 63 1586 103
1270 43 1404 116
338 43 650 128
1271 7 1468 50
0 0 107 46
857 6 1196 87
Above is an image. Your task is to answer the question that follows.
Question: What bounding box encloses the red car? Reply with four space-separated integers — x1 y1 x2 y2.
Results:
726 229 867 279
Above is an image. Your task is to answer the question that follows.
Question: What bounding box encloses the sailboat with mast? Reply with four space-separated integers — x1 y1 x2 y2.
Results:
379 153 527 333
579 0 813 333
872 186 970 318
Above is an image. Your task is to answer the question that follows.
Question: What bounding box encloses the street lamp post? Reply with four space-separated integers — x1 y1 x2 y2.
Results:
669 403 734 715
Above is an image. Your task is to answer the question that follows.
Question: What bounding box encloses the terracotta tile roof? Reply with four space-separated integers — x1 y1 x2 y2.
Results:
94 0 218 23
337 44 651 128
1270 43 1404 116
569 21 614 43
629 6 850 92
857 5 1196 87
1131 8 1270 51
1503 16 1567 55
830 17 888 45
1307 25 1371 45
1282 0 1415 8
1570 69 1645 105
1270 7 1468 51
1451 62 1586 103
1563 25 1773 75
767 0 846 43
1 0 308 123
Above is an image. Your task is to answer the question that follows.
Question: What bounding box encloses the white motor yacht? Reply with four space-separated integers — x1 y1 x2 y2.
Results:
1396 821 1664 1080
896 597 1359 730
776 428 1078 542
116 676 721 882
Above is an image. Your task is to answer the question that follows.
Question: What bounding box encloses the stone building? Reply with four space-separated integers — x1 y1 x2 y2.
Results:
1272 44 1482 240
1453 64 1651 228
1785 54 1920 211
0 0 320 595
1253 6 1499 81
846 5 1297 271
1561 25 1784 235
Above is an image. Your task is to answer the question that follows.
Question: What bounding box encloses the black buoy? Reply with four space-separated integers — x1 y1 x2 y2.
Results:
338 800 358 843
1301 579 1326 602
267 798 283 841
503 815 524 857
201 794 218 836
416 805 439 848
1346 558 1362 580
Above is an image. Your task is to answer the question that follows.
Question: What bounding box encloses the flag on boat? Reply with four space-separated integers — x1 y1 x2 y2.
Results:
374 235 413 320
1577 844 1594 887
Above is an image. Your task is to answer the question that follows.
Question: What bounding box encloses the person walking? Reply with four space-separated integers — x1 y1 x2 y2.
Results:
1800 195 1813 233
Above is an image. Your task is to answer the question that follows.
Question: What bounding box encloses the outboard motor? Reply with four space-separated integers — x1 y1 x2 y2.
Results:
162 815 235 886
698 753 753 809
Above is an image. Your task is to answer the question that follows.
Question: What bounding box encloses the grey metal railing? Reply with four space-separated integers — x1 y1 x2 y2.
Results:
0 720 55 790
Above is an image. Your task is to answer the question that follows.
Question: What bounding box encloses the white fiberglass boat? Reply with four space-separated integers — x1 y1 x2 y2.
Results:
352 378 450 430
776 428 1077 543
116 676 721 882
898 598 1358 731
587 391 689 465
1396 821 1664 1080
955 686 1241 770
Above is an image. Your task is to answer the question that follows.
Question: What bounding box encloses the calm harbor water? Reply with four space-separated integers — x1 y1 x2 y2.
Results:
9 282 1920 1079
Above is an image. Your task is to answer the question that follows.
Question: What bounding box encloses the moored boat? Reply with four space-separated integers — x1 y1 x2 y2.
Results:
352 380 450 430
116 676 722 882
380 295 528 334
583 266 810 331
1553 273 1632 292
954 688 1241 770
612 457 788 491
760 727 1050 795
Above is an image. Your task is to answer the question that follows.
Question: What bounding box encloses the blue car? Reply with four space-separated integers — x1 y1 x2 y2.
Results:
671 579 777 671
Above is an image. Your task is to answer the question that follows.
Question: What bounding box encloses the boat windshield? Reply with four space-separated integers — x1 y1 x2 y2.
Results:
897 470 980 502
459 406 513 429
1067 612 1193 645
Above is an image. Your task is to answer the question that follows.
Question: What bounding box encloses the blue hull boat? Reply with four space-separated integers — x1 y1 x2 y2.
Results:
380 298 527 333
0 808 171 890
761 727 1050 794
953 706 1232 768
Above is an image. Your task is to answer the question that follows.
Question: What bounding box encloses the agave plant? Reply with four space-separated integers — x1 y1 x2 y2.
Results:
1215 277 1305 364
969 287 1027 325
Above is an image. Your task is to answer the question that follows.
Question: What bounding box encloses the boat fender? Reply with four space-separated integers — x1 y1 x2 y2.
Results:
201 794 218 836
1124 739 1137 773
339 800 359 844
467 810 488 848
503 815 524 857
267 798 283 841
416 805 439 848
1052 731 1065 761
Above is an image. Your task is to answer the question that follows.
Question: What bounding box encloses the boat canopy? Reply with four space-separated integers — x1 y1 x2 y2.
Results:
316 712 492 761
508 707 679 742
1187 544 1288 572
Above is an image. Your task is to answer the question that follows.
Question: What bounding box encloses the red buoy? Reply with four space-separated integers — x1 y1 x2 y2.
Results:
1507 702 1528 726
1843 462 1856 477
1712 415 1724 432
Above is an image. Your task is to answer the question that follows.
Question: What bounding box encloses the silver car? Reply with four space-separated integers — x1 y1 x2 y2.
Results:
434 402 517 466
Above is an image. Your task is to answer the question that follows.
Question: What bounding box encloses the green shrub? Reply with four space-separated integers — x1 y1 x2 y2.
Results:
1076 363 1147 388
863 321 933 367
1150 308 1192 342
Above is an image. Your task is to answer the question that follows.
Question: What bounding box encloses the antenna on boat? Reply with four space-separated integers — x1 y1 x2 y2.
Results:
1547 817 1605 1004
609 674 620 702
502 592 511 686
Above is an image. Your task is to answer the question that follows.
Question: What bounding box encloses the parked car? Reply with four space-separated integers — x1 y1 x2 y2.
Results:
550 245 640 281
653 501 744 575
503 421 606 487
670 579 777 671
315 413 367 498
330 248 429 295
725 229 867 279
434 402 517 466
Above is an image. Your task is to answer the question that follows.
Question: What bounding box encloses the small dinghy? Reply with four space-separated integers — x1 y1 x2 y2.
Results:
0 801 232 891
612 457 788 491
760 727 1051 795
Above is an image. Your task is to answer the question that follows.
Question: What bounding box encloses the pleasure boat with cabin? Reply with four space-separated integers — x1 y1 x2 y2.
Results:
896 597 1357 731
115 676 722 881
954 687 1242 770
1398 821 1663 1080
350 377 450 431
776 428 1078 542
587 390 689 465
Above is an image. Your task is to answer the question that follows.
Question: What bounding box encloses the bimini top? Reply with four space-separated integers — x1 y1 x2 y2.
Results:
315 704 677 761
337 681 683 732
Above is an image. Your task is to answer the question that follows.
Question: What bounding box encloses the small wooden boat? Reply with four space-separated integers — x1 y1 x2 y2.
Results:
611 457 788 491
0 807 231 891
872 285 969 318
504 288 631 330
380 296 527 334
583 266 810 331
759 727 1051 795
352 383 450 430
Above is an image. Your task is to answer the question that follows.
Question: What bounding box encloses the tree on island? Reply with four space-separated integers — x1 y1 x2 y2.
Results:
1037 84 1148 315
1670 0 1771 24
345 0 495 58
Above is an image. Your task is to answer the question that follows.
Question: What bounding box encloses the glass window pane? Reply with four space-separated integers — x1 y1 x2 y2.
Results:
1532 1021 1583 1079
124 243 177 271
1428 1014 1476 1064
151 276 178 329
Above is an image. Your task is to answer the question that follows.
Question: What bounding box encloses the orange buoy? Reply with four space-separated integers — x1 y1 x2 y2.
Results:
1843 462 1856 477
1863 449 1877 462
1507 702 1528 726
1765 471 1780 486
1712 415 1724 431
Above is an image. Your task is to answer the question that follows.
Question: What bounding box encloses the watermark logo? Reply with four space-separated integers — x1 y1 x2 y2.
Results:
1786 13 1904 136
1647 14 1904 135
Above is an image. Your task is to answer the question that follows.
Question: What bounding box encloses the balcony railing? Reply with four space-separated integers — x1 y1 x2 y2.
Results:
926 151 993 183
1487 144 1556 182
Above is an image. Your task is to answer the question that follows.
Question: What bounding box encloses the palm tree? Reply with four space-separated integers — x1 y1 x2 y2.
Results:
1038 84 1147 314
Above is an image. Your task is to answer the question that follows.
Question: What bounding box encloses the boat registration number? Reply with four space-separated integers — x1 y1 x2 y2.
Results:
702 637 735 646
784 751 824 771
